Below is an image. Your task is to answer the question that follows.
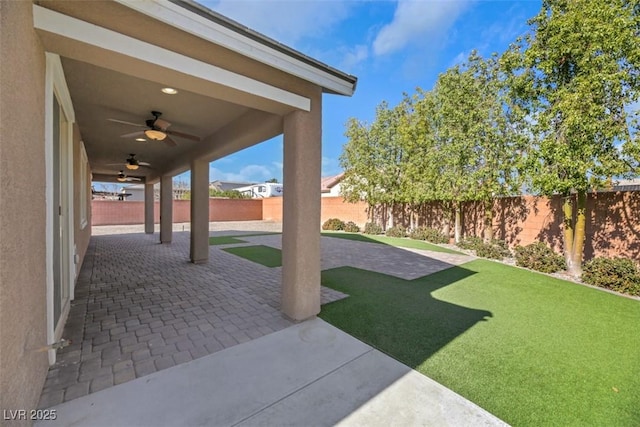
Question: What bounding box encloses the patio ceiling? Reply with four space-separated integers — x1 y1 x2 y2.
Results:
32 0 356 184
62 58 251 182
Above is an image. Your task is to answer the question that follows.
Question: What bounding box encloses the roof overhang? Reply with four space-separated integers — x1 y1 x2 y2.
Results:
117 0 357 96
32 0 357 184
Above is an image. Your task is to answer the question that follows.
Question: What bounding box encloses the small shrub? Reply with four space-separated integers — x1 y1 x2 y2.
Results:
385 225 407 238
322 218 345 231
475 240 511 260
457 236 483 251
363 222 383 235
514 242 566 273
343 221 360 233
582 257 640 296
409 226 449 244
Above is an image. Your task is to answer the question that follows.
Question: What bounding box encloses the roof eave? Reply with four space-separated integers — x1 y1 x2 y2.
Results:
115 0 357 96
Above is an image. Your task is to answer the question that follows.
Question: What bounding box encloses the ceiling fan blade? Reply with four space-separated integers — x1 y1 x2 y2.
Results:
120 131 145 138
166 130 201 141
139 162 151 166
126 177 142 182
154 118 171 131
108 118 146 128
163 136 178 147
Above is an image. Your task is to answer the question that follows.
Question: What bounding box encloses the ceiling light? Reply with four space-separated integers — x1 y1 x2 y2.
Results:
145 129 166 140
126 163 139 170
161 87 178 95
135 137 146 142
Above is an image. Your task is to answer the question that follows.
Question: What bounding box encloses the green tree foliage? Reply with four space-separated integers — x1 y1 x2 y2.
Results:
339 101 411 227
402 52 523 241
208 188 250 199
502 0 640 275
341 52 523 240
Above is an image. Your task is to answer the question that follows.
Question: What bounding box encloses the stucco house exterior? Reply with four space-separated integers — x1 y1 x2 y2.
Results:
321 172 345 198
0 0 356 416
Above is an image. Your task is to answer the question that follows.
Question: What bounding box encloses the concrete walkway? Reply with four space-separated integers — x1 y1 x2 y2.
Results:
38 318 507 427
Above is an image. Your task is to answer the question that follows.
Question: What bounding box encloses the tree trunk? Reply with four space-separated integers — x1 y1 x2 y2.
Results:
562 196 576 273
483 199 494 242
454 202 462 243
442 203 451 238
571 191 587 277
562 193 586 277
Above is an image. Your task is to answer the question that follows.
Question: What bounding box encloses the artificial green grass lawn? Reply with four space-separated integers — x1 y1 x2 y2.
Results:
208 236 247 245
209 232 280 245
222 245 282 267
319 260 640 426
321 231 463 255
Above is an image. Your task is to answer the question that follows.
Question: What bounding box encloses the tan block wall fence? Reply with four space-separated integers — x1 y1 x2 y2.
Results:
92 193 639 261
92 198 263 225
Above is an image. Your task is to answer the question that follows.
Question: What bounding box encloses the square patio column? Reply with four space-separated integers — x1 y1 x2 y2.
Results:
281 87 322 320
144 183 154 234
190 158 209 263
160 175 173 244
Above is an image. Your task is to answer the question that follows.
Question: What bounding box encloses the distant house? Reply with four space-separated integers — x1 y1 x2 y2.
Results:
321 173 344 197
209 180 254 192
236 182 284 198
122 184 145 201
612 178 640 192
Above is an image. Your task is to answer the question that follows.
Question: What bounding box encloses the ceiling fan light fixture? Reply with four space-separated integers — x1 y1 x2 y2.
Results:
126 163 139 170
145 129 166 141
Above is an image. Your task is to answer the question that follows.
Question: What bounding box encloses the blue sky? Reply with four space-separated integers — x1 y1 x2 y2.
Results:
183 0 543 185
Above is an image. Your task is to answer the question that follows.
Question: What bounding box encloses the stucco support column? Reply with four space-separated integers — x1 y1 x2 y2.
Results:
144 183 154 234
190 158 209 264
160 175 173 244
281 87 322 320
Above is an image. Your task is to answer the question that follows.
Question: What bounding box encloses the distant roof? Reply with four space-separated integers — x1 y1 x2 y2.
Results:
210 180 254 186
321 173 344 193
611 178 640 192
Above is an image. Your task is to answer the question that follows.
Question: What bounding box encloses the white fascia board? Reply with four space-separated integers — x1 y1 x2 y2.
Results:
114 0 355 96
33 5 310 112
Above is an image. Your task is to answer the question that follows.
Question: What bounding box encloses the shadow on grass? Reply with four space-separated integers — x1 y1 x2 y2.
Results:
319 265 491 368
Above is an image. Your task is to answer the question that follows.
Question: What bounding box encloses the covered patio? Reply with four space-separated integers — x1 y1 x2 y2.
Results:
38 227 348 408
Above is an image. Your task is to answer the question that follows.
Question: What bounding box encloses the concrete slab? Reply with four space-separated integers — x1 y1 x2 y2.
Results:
40 319 508 427
240 350 507 427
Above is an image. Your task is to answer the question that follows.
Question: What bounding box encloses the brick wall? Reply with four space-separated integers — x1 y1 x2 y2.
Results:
261 196 369 226
92 198 262 225
93 192 639 260
382 193 639 261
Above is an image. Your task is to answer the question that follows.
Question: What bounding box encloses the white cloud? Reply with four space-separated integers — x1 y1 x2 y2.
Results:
372 0 472 57
199 0 352 47
210 164 278 183
339 44 369 72
449 50 468 67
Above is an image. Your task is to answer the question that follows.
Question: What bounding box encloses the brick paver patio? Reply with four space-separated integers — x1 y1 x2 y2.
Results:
38 226 470 409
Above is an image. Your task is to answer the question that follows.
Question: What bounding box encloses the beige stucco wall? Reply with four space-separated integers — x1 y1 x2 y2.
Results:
73 125 91 277
0 0 49 417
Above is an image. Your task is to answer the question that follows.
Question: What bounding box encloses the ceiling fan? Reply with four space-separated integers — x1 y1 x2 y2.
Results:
116 170 141 182
108 154 151 171
108 111 201 147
